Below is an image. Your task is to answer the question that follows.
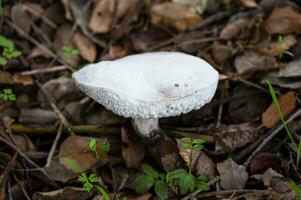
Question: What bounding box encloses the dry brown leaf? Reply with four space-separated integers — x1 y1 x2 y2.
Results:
73 32 97 62
262 92 297 128
217 158 248 190
234 50 279 74
151 2 201 32
215 123 258 151
59 135 109 172
211 42 231 64
89 0 114 33
44 158 78 182
32 187 92 200
263 6 301 34
219 18 248 40
249 153 280 175
241 0 258 8
0 71 14 84
121 126 145 168
19 109 58 124
11 3 32 35
12 74 34 85
11 134 36 151
261 35 297 56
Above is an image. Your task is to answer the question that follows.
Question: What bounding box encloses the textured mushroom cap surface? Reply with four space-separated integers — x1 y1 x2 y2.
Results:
73 52 218 118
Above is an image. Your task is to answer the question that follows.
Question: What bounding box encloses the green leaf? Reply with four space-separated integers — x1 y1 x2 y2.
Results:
90 138 97 151
179 173 195 194
63 157 82 172
62 45 79 57
0 56 7 65
142 164 159 179
101 140 110 155
154 180 168 200
95 185 110 200
192 139 205 145
88 173 99 183
0 36 14 49
197 182 210 191
197 175 208 182
166 169 187 184
290 180 301 200
11 50 22 58
133 175 155 194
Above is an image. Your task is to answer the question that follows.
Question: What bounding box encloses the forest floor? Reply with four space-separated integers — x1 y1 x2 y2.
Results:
1 0 301 199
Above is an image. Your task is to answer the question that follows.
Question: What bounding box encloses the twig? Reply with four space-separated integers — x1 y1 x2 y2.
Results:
0 137 48 176
45 123 63 167
20 65 68 76
196 189 272 199
244 108 301 166
10 124 120 135
36 80 75 135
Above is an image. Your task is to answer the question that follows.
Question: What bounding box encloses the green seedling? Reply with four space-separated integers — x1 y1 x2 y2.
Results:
0 36 22 66
0 88 16 102
277 35 294 59
134 164 168 200
134 138 209 199
63 140 113 199
62 45 79 57
89 138 110 160
267 81 301 166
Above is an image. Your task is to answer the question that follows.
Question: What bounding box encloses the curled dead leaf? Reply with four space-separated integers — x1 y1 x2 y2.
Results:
262 92 297 128
151 2 201 32
73 31 97 62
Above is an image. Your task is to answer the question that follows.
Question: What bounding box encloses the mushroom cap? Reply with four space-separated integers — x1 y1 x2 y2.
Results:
73 52 219 119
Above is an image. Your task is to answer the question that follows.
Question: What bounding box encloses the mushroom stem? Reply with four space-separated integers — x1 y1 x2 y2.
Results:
132 118 159 137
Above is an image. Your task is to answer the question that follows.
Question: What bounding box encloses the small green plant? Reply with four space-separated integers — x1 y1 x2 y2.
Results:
0 36 22 66
0 88 16 101
62 45 79 57
63 139 113 199
290 180 301 199
277 35 294 59
267 81 301 166
134 164 168 200
134 138 209 199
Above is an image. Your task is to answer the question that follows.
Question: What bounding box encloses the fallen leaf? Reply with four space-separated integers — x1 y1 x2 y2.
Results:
121 126 145 168
88 0 115 33
44 158 78 182
59 135 109 172
249 153 281 175
273 59 301 78
234 50 279 74
261 35 296 56
32 187 92 200
11 134 36 151
262 92 297 128
11 3 32 35
241 0 258 8
263 6 301 34
215 123 259 151
217 158 248 190
19 109 58 124
211 42 231 64
0 71 14 84
12 74 34 85
107 43 129 60
220 18 249 40
195 152 216 180
73 31 97 62
172 0 207 14
151 2 201 32
266 76 301 89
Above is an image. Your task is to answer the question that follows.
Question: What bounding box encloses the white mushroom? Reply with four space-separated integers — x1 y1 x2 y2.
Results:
73 51 219 137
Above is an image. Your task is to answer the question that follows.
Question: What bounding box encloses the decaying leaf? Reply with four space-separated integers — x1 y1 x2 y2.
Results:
249 153 281 175
215 123 258 151
217 158 248 190
59 135 109 172
73 31 97 62
262 92 297 128
12 74 34 85
172 0 208 14
219 18 249 40
241 0 258 8
272 59 301 78
234 50 279 74
211 42 231 64
261 35 296 57
266 76 301 89
19 108 58 124
32 187 92 200
11 3 32 35
263 6 301 34
121 126 145 168
151 2 201 32
253 168 297 199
